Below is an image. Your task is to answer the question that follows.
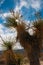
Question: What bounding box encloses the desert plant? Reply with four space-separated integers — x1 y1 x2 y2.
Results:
33 19 43 50
0 36 17 65
4 11 41 65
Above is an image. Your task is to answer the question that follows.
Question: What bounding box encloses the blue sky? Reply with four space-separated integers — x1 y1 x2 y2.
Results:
0 0 43 50
0 0 43 23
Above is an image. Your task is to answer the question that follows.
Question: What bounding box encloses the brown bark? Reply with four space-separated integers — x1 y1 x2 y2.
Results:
28 50 40 65
28 43 40 65
16 24 40 65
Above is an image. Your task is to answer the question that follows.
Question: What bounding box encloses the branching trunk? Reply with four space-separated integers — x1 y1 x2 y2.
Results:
16 25 40 65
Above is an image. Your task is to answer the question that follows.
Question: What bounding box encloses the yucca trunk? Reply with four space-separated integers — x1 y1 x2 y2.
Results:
29 52 40 65
5 50 16 65
16 25 40 65
28 36 40 65
28 45 40 65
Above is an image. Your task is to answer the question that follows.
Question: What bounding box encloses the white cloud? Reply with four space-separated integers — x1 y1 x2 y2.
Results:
14 0 28 12
0 25 17 40
0 24 6 51
31 0 41 11
1 33 16 42
0 12 12 19
14 0 41 12
20 0 28 9
13 42 23 50
0 24 4 34
0 24 3 29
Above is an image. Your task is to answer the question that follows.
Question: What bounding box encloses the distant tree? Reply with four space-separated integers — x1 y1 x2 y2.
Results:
4 11 41 65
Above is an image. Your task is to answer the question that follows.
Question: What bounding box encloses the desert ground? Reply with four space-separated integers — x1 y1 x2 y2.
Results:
22 58 43 65
0 52 43 65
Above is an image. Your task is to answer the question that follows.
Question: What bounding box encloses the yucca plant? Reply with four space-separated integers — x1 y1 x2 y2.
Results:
0 35 17 65
33 19 43 49
3 41 17 65
4 11 41 65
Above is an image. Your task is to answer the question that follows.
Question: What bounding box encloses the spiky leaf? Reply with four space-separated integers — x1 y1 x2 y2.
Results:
4 17 17 28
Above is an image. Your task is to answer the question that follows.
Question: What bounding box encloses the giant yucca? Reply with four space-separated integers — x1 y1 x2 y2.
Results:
4 11 41 65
